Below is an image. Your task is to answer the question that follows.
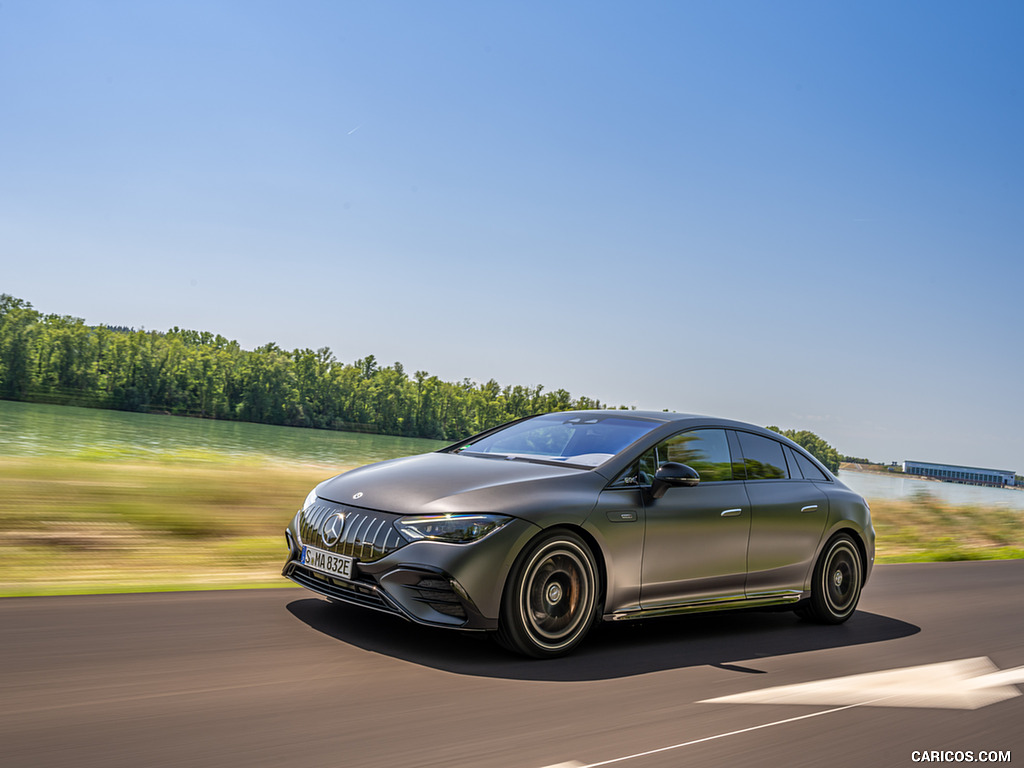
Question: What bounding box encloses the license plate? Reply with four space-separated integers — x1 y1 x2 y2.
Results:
300 545 354 580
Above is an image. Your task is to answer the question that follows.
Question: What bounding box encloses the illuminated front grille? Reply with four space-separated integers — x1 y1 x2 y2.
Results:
298 502 407 562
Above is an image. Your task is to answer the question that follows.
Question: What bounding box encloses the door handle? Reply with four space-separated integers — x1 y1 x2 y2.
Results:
801 504 819 513
721 508 743 517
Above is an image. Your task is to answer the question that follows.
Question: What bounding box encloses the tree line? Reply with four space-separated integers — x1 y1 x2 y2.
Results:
0 294 611 441
0 293 847 466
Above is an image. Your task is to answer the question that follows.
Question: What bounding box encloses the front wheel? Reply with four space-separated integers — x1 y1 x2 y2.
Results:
496 530 600 658
800 533 863 624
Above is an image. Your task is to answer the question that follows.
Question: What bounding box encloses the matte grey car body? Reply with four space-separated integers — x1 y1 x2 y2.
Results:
283 410 875 657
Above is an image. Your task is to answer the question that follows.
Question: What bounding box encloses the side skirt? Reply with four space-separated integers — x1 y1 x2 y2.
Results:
605 590 805 622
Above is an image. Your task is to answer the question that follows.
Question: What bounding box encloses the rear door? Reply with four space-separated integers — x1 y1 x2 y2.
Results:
736 431 829 596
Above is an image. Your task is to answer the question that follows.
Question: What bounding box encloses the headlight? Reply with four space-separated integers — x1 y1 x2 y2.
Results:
396 514 513 544
302 488 319 511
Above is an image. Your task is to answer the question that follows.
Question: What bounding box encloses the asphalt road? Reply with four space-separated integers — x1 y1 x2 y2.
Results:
2 560 1021 768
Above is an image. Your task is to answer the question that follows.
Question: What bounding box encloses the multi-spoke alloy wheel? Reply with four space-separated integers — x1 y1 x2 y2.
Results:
801 533 863 624
498 530 599 658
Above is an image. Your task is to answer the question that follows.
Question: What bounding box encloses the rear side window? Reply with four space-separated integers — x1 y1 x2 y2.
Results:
736 432 789 480
793 449 831 481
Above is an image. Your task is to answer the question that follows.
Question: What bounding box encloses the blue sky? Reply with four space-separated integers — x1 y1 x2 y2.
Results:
2 1 1022 472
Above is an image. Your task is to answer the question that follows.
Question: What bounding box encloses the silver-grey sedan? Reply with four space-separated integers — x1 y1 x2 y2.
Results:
283 410 874 657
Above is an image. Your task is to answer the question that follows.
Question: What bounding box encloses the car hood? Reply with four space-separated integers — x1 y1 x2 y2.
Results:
314 451 605 520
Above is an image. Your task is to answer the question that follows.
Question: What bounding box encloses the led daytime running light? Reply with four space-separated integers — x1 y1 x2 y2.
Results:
397 514 512 543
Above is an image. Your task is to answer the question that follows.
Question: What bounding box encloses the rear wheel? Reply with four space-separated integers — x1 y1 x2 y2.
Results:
497 530 599 658
800 533 863 624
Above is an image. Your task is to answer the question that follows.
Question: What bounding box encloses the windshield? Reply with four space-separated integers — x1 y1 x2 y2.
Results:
453 413 661 467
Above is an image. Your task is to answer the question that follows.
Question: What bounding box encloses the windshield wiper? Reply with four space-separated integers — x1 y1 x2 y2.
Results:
455 450 589 469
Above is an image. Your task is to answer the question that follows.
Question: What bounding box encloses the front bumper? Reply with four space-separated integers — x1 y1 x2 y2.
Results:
282 557 497 629
283 504 541 631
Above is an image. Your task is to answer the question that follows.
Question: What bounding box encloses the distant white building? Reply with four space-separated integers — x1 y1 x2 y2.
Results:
902 461 1016 487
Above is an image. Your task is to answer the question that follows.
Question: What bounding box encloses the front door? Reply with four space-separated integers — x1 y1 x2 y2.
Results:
639 428 752 608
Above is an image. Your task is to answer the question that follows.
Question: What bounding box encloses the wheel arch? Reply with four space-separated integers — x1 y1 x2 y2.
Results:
809 522 872 591
829 526 868 571
502 523 608 616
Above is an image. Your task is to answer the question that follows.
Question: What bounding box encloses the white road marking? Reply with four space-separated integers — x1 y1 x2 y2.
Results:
539 657 1024 767
538 701 880 768
700 657 1024 710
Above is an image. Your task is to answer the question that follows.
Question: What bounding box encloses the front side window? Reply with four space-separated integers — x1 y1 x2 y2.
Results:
608 429 737 487
736 432 789 480
655 428 735 482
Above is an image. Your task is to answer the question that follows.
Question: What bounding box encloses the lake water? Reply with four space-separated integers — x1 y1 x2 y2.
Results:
3 400 1022 509
837 468 1024 510
0 400 446 466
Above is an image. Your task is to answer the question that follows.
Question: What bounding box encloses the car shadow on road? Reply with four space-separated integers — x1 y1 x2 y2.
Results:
286 598 920 681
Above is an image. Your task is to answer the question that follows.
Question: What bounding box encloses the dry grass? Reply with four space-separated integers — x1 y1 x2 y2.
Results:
0 456 347 595
869 494 1024 563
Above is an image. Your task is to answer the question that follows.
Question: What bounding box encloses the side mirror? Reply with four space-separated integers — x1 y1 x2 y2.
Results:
650 462 700 499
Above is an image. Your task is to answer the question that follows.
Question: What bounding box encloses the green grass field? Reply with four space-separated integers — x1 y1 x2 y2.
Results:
0 456 1021 596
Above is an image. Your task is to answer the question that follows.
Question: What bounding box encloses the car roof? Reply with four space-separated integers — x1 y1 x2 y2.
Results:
547 409 810 449
551 409 737 425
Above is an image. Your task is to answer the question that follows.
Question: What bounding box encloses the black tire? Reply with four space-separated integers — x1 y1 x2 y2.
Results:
496 530 600 658
801 533 863 624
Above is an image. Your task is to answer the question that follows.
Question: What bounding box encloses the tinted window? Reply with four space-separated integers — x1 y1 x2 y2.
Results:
656 429 734 482
736 432 789 480
637 447 658 484
610 446 659 487
794 450 831 481
784 446 804 479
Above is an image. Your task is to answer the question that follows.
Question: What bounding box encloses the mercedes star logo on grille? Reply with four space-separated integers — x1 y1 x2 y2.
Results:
321 512 345 547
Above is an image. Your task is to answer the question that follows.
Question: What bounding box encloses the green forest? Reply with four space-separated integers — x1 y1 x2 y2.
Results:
0 294 613 441
0 293 843 469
